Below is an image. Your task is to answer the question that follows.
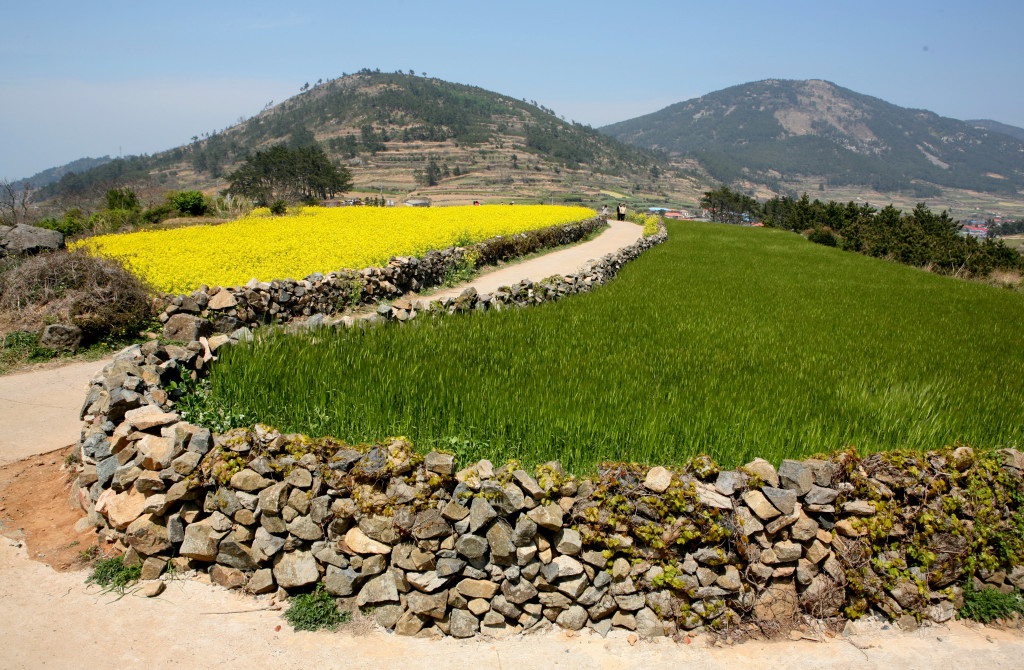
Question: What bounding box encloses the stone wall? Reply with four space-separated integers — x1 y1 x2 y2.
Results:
157 216 608 334
71 220 1024 640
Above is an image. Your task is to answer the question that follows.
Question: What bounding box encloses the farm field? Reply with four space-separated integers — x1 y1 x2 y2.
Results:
73 205 594 294
206 221 1024 472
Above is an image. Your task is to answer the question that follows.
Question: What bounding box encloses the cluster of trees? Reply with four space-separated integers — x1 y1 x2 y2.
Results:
760 194 1023 278
989 219 1024 237
699 187 761 224
225 145 352 205
696 187 1022 277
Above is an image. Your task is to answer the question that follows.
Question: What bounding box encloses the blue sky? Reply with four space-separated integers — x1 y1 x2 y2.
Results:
3 0 1023 180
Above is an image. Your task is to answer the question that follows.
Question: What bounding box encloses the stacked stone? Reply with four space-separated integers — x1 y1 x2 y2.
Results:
73 378 1024 639
369 223 669 324
76 334 251 506
154 217 606 332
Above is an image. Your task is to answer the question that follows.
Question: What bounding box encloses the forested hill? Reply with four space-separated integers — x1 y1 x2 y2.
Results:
39 71 664 200
13 155 113 190
600 79 1024 197
968 119 1024 143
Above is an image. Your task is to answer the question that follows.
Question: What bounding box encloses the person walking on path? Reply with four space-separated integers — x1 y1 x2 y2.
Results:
601 205 609 218
616 203 626 221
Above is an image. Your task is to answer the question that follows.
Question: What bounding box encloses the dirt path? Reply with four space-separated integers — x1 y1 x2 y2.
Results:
423 219 643 302
1 452 1022 670
0 356 113 465
1 529 1021 669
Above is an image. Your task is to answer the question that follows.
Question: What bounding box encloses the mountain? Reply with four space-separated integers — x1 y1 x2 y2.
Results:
601 79 1024 198
11 155 113 190
38 71 683 206
968 119 1024 143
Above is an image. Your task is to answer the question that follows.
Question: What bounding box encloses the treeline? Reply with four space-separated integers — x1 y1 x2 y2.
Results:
990 219 1024 236
701 187 1023 278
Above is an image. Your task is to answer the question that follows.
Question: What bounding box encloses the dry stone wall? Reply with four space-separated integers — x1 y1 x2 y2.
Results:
70 221 1024 640
157 216 607 334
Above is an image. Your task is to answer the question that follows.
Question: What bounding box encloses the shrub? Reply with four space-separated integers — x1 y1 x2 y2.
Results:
141 203 176 224
105 187 139 211
87 555 141 594
959 583 1024 623
284 584 349 631
36 209 87 237
269 200 288 216
808 228 839 247
0 249 154 339
170 190 208 216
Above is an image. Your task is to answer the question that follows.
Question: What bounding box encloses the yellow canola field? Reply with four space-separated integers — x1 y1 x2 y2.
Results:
74 205 595 294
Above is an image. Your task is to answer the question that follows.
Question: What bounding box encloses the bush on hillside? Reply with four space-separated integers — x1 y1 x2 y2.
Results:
808 228 839 247
0 249 153 339
170 190 208 216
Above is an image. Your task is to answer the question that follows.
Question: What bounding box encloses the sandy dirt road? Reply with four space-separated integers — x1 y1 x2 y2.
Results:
1 533 1022 670
425 219 643 301
0 357 113 465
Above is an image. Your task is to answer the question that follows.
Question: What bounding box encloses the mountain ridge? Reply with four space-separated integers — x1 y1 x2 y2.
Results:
600 78 1024 198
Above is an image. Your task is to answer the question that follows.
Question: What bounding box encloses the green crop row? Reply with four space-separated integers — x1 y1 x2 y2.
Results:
206 221 1024 473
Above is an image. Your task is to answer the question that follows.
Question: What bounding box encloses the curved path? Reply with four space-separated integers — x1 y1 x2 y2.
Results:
0 220 644 462
423 219 643 301
0 357 113 464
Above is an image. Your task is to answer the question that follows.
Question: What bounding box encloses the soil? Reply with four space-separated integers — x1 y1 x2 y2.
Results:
0 445 98 572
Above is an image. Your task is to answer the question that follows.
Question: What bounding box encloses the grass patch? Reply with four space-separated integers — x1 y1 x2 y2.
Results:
86 555 141 594
207 221 1024 472
959 583 1024 623
284 584 350 631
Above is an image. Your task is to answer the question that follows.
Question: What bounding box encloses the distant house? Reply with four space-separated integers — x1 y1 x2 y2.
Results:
960 222 988 239
404 197 432 207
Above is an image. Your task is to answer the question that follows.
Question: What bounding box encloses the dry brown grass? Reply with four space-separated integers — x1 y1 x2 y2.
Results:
0 249 154 339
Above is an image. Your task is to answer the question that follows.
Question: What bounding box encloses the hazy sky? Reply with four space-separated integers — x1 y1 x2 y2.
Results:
3 0 1023 180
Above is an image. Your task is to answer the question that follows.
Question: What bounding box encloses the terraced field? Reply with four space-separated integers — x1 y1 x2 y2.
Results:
207 221 1024 472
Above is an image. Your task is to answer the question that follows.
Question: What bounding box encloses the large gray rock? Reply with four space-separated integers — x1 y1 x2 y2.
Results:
556 605 588 631
449 609 480 638
455 534 488 559
1 224 64 256
778 459 814 495
762 486 797 516
469 497 497 532
357 572 400 606
163 314 213 342
635 608 666 638
179 523 225 561
39 324 83 352
485 522 515 565
273 550 320 589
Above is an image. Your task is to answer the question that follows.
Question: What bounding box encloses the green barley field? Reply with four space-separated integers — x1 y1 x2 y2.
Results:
207 221 1024 473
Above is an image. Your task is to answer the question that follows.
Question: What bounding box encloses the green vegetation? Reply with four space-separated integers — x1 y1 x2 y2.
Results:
206 222 1024 472
284 584 350 631
761 195 1023 278
226 144 353 205
602 79 1024 196
959 583 1024 623
87 555 141 595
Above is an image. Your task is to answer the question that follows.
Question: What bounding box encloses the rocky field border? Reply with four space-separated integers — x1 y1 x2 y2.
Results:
67 221 1024 640
156 215 610 339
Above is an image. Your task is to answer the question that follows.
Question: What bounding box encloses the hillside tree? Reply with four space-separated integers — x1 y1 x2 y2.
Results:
225 145 353 205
